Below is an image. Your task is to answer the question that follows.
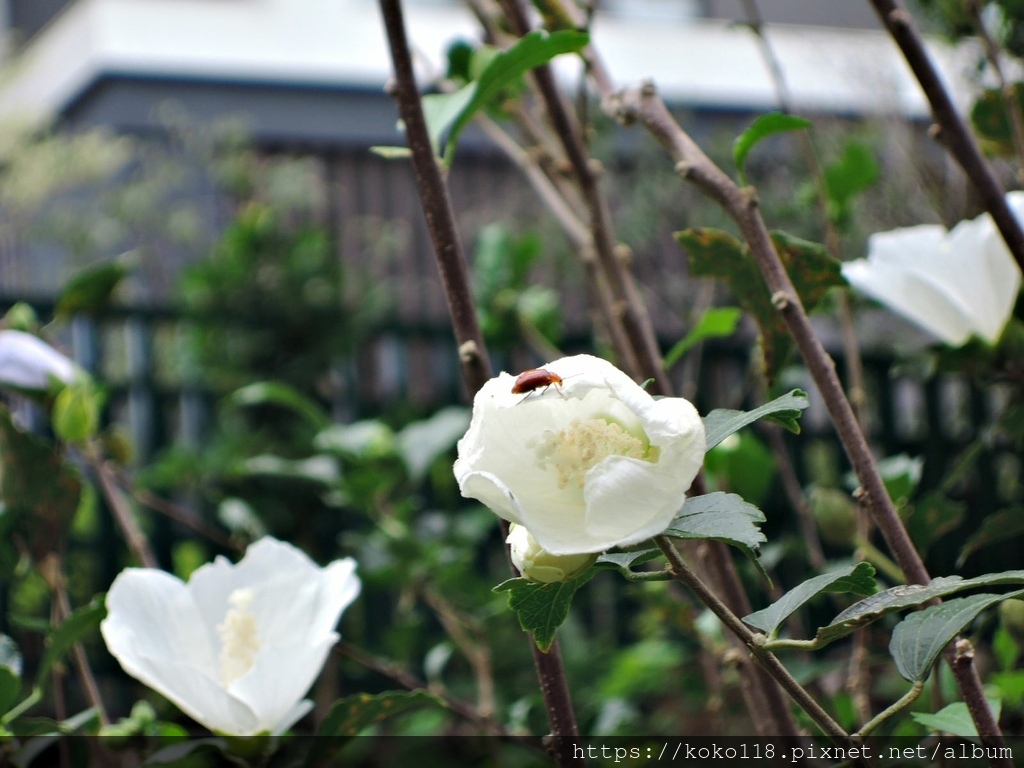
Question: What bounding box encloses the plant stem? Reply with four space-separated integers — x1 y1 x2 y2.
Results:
855 681 924 738
654 536 852 745
867 0 1024 273
377 2 582 761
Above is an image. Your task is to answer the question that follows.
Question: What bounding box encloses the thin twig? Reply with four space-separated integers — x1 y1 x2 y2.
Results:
867 0 1024 273
495 0 671 394
91 458 157 568
654 537 853 746
377 2 582 760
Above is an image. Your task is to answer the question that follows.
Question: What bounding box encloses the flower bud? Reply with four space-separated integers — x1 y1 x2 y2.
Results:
507 523 595 583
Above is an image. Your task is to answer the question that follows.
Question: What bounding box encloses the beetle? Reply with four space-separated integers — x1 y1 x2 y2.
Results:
511 368 567 402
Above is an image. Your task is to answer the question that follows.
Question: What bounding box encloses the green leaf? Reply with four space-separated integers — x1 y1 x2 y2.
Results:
423 30 589 161
733 113 812 182
744 562 876 638
664 307 742 368
395 406 470 481
813 570 1024 648
702 389 809 450
911 699 1002 739
875 454 923 505
958 506 1024 567
317 690 442 737
55 255 134 318
494 572 593 652
704 431 776 507
678 228 844 382
822 140 879 229
663 492 767 579
226 382 330 430
37 597 106 689
891 591 1024 682
594 548 662 576
970 83 1024 156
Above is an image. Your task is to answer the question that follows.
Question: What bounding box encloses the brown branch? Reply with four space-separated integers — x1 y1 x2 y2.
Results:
91 458 157 569
377 1 582 760
867 0 1024 274
604 79 1008 757
494 0 670 393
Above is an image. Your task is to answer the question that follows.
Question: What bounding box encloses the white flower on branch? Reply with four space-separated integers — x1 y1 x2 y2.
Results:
506 522 596 583
0 330 79 391
842 195 1024 346
101 537 360 736
454 354 705 556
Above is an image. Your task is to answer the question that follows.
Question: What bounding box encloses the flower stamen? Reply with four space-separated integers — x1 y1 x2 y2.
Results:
218 588 260 687
535 417 650 490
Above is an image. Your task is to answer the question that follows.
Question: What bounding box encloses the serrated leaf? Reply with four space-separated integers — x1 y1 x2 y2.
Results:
37 597 106 689
395 406 470 481
663 493 767 580
891 591 1024 682
813 570 1024 648
744 562 876 638
494 573 593 652
678 228 844 382
911 699 1002 739
733 113 811 182
664 307 742 368
958 506 1024 567
423 30 589 161
226 382 330 430
594 549 662 575
702 389 809 450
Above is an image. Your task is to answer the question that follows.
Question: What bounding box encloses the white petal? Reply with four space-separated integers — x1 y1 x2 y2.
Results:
574 456 682 554
842 258 974 345
0 330 78 391
101 569 256 734
228 634 339 733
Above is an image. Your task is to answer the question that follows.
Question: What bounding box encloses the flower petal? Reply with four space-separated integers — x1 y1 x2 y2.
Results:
227 634 339 733
842 257 975 345
0 330 78 391
101 569 257 734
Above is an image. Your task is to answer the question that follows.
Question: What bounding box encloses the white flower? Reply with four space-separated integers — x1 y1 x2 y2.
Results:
506 523 596 583
100 537 360 736
0 330 79 391
454 354 705 555
842 195 1024 346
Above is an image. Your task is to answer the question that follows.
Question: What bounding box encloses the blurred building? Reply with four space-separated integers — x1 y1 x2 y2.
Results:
0 0 970 146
